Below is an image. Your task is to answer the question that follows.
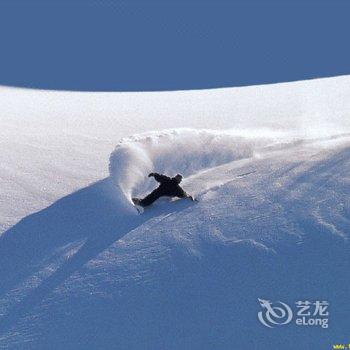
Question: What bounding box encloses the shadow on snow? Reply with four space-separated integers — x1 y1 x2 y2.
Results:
0 177 193 335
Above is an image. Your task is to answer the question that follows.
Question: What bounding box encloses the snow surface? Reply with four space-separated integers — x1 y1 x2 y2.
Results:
0 76 349 349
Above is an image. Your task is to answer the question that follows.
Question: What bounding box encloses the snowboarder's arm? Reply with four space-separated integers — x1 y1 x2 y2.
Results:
148 173 171 183
176 187 194 201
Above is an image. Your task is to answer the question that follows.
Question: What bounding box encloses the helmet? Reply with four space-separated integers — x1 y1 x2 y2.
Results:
174 173 183 183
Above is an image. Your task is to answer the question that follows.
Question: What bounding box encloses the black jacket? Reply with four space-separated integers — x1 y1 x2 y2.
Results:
150 173 187 198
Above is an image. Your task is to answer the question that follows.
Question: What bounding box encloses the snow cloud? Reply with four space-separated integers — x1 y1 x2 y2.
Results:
109 128 280 203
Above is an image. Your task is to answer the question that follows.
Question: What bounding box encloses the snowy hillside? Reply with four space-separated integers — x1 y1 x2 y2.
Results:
0 77 349 349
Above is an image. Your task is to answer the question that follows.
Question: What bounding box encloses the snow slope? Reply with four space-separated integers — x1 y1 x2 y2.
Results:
0 77 349 349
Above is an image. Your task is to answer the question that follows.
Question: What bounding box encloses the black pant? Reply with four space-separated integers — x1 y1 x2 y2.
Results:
140 188 187 207
140 188 165 207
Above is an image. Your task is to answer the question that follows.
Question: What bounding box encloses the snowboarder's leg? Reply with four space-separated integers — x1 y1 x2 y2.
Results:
140 189 163 207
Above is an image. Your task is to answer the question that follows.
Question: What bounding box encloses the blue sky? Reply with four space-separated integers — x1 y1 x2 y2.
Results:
0 0 349 91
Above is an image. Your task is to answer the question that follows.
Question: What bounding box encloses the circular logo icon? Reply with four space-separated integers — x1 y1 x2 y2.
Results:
258 298 293 328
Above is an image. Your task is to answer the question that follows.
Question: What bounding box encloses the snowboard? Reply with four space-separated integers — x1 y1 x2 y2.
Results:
132 196 197 214
132 198 144 214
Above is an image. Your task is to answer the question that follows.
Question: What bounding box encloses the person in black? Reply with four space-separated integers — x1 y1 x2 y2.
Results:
133 173 194 207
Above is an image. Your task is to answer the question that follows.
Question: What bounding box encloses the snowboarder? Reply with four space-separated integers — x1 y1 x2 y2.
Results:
133 173 194 207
